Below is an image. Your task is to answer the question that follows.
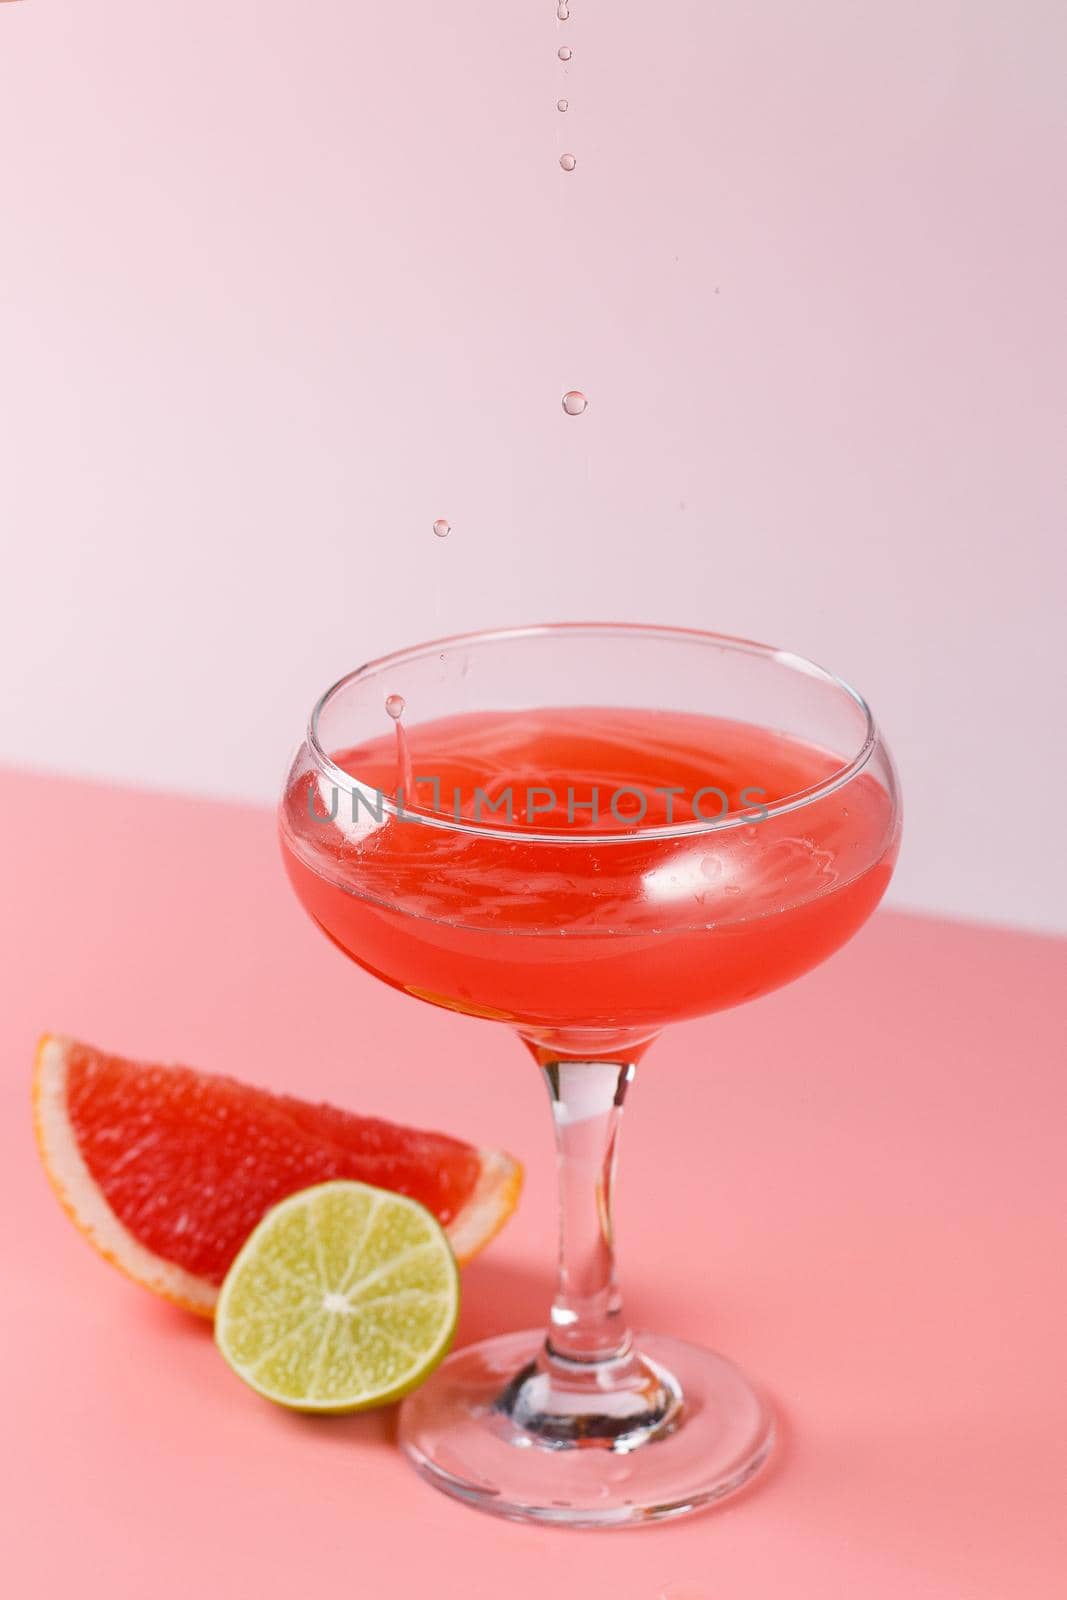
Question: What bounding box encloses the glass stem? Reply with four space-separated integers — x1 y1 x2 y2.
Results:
492 1054 680 1447
542 1059 634 1364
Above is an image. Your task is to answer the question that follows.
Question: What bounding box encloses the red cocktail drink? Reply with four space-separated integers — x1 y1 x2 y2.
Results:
282 707 897 1056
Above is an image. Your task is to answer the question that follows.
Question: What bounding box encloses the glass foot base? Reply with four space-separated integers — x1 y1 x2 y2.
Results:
398 1330 775 1528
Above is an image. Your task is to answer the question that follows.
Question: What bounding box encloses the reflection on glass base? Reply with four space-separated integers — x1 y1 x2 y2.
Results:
398 1330 774 1528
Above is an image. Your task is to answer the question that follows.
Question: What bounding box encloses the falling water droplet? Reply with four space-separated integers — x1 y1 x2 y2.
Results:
385 694 405 721
559 152 577 172
556 1 569 18
561 389 587 415
432 518 451 539
557 98 569 112
557 45 572 61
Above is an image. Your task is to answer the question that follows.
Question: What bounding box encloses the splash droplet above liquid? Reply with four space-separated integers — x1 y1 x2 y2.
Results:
385 694 405 721
432 518 451 539
558 45 572 61
557 98 569 112
562 389 587 415
556 1 569 18
559 152 576 172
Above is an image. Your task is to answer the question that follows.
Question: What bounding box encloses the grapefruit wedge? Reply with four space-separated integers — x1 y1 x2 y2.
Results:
33 1035 521 1317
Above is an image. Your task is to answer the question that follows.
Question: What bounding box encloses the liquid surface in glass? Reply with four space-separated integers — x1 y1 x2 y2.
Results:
281 706 897 1043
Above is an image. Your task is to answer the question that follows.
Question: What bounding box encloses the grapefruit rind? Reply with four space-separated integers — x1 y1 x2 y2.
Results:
32 1033 522 1318
214 1179 460 1412
446 1145 523 1264
33 1034 217 1315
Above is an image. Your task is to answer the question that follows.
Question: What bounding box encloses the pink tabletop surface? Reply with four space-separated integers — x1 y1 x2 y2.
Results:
2 766 1064 1598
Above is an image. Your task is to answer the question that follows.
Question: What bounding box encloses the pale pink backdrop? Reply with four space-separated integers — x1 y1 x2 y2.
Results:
0 0 1064 935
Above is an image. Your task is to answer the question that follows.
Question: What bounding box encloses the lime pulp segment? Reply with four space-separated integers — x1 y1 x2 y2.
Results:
215 1180 460 1412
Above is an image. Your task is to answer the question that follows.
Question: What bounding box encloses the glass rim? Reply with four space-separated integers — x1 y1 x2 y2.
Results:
305 621 879 844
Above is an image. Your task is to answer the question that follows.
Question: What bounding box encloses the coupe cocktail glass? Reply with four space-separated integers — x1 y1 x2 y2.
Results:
279 624 901 1526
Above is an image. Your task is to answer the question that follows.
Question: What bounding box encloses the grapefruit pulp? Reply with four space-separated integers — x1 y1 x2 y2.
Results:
33 1035 521 1316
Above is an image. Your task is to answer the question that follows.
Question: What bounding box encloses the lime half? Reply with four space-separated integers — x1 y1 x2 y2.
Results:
215 1180 460 1412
